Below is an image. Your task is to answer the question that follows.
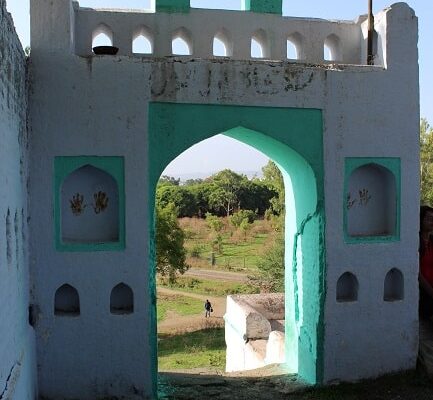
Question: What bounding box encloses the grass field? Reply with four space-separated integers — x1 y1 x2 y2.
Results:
158 328 225 371
158 276 258 297
179 217 277 273
157 293 204 322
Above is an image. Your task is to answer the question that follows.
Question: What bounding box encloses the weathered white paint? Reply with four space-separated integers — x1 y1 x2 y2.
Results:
0 0 420 398
225 294 285 372
0 1 37 398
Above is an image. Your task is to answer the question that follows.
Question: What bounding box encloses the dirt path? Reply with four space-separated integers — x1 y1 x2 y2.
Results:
157 286 226 334
184 268 249 282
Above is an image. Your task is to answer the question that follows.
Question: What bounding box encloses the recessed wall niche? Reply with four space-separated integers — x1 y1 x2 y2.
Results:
336 272 358 302
110 283 134 315
55 157 125 251
384 268 404 302
54 284 80 316
344 158 400 243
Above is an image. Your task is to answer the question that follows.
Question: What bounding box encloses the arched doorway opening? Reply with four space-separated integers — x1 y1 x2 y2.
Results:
147 103 325 394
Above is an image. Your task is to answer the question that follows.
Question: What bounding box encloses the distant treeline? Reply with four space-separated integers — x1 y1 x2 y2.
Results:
156 162 284 218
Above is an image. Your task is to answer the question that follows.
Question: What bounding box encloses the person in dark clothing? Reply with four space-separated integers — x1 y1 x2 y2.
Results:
419 205 433 318
204 299 212 318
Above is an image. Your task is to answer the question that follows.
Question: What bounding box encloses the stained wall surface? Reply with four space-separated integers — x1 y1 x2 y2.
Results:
27 0 419 399
0 1 36 398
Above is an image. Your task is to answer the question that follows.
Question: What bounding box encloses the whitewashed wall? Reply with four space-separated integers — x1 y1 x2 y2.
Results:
28 0 419 398
0 1 37 398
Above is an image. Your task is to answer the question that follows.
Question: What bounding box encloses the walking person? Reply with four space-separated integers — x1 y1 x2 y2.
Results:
204 299 212 318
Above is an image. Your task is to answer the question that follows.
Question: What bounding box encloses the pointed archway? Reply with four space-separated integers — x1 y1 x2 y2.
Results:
147 103 325 392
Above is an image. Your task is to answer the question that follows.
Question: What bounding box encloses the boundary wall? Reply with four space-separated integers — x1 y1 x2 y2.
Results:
0 1 36 399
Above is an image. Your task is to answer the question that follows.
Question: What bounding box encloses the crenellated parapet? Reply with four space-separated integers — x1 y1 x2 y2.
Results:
30 0 417 69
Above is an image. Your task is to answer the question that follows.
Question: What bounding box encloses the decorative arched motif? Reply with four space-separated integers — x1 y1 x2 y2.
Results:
346 161 398 240
213 29 233 57
336 272 359 302
324 33 341 61
384 268 404 301
172 27 193 55
133 26 153 54
287 32 304 60
92 23 114 50
110 283 134 314
54 284 80 316
251 29 269 58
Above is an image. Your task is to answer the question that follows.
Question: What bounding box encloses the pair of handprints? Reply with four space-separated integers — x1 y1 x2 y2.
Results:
346 188 372 210
70 191 109 216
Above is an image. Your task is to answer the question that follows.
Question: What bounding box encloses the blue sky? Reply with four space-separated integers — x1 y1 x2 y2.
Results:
7 0 432 176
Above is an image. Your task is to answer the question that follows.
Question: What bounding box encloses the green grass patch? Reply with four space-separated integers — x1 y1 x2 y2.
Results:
159 277 259 297
158 328 225 370
180 217 277 273
157 293 204 323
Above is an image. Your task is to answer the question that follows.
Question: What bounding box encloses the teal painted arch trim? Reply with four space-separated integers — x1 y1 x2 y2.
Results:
54 156 125 252
147 102 325 393
156 0 282 14
343 157 401 244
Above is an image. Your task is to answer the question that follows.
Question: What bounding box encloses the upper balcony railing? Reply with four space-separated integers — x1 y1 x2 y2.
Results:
31 0 419 70
73 0 365 64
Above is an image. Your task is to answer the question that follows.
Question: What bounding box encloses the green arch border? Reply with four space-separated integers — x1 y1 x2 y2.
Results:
54 156 125 252
148 102 326 395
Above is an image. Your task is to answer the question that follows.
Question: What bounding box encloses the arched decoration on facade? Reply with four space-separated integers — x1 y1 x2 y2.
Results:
132 26 153 54
172 27 193 55
345 158 400 243
287 32 304 60
110 283 134 314
324 33 342 61
384 268 404 301
336 272 359 302
92 23 114 50
213 29 233 57
251 29 270 58
54 284 80 316
54 156 125 251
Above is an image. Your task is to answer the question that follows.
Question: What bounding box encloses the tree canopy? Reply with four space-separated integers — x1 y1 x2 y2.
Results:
421 118 433 205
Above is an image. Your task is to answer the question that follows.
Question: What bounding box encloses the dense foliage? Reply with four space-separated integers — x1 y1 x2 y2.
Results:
421 118 433 205
155 203 189 283
156 161 286 288
156 169 277 218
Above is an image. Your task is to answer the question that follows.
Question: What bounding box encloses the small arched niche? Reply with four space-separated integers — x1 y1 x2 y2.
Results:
55 284 80 316
61 165 119 244
172 28 193 56
324 34 342 62
336 272 358 303
287 32 303 60
92 23 114 50
110 283 134 314
213 29 233 57
346 163 397 239
384 268 404 302
133 26 153 54
251 29 270 59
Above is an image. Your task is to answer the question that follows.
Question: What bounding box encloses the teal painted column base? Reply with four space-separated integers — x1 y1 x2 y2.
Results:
156 0 190 13
242 0 283 15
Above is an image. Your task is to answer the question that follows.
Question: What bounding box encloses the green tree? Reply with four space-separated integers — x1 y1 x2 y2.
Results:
421 118 433 205
262 161 285 216
208 169 248 217
251 239 285 292
230 209 256 227
155 203 189 283
156 184 197 217
205 212 224 232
